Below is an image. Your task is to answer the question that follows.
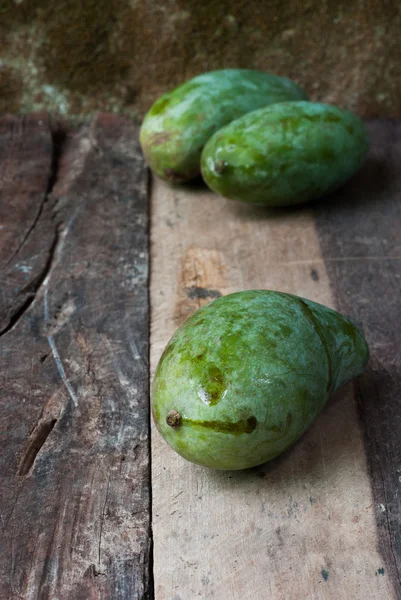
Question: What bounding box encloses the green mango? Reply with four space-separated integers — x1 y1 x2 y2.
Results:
152 291 369 470
201 101 369 206
139 69 308 183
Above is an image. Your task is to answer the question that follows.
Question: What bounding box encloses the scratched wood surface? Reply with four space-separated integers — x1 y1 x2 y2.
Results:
0 114 151 599
150 122 400 599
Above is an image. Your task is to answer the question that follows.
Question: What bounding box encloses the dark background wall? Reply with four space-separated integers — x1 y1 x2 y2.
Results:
1 0 400 120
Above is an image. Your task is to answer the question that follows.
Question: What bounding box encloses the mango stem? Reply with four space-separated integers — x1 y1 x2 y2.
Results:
166 410 182 428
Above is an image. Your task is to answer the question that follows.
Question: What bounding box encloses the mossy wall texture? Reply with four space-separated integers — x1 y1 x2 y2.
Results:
1 0 400 120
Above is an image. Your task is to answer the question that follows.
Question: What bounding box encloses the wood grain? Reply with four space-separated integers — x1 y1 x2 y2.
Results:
0 114 151 599
315 121 401 595
150 168 396 597
0 114 55 334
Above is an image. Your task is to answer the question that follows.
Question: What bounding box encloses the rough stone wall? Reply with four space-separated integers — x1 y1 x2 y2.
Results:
0 0 400 120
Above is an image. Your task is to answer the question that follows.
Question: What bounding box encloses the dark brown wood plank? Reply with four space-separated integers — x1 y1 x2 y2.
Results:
0 114 55 334
0 114 151 599
315 121 401 595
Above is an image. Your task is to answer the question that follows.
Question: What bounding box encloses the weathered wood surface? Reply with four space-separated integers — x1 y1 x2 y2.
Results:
1 115 400 600
315 121 401 590
0 114 151 598
150 122 400 599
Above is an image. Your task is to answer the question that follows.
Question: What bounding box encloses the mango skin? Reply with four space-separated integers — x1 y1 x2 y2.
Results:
139 69 308 183
152 291 369 470
200 101 369 206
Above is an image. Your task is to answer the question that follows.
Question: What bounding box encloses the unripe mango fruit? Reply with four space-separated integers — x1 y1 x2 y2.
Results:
152 291 369 470
139 69 308 183
201 101 369 206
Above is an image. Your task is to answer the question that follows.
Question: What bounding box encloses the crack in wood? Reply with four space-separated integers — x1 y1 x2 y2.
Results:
4 193 48 269
98 472 112 569
0 123 69 338
0 226 60 337
4 124 65 269
17 418 58 476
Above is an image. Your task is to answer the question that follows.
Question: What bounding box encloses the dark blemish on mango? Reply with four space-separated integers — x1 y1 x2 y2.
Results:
197 363 226 405
214 159 228 174
182 415 257 435
270 412 292 434
185 286 222 300
206 365 226 406
276 324 292 339
278 111 341 133
279 117 301 134
321 569 329 581
191 317 205 327
293 112 341 125
320 146 336 161
146 131 174 147
149 95 172 116
159 340 176 364
152 403 161 423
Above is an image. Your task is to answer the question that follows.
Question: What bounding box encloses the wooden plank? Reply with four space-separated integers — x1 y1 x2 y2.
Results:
150 127 398 598
315 121 401 593
0 114 54 334
0 114 151 599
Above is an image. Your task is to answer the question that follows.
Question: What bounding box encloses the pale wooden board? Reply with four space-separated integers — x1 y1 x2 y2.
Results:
150 178 395 600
